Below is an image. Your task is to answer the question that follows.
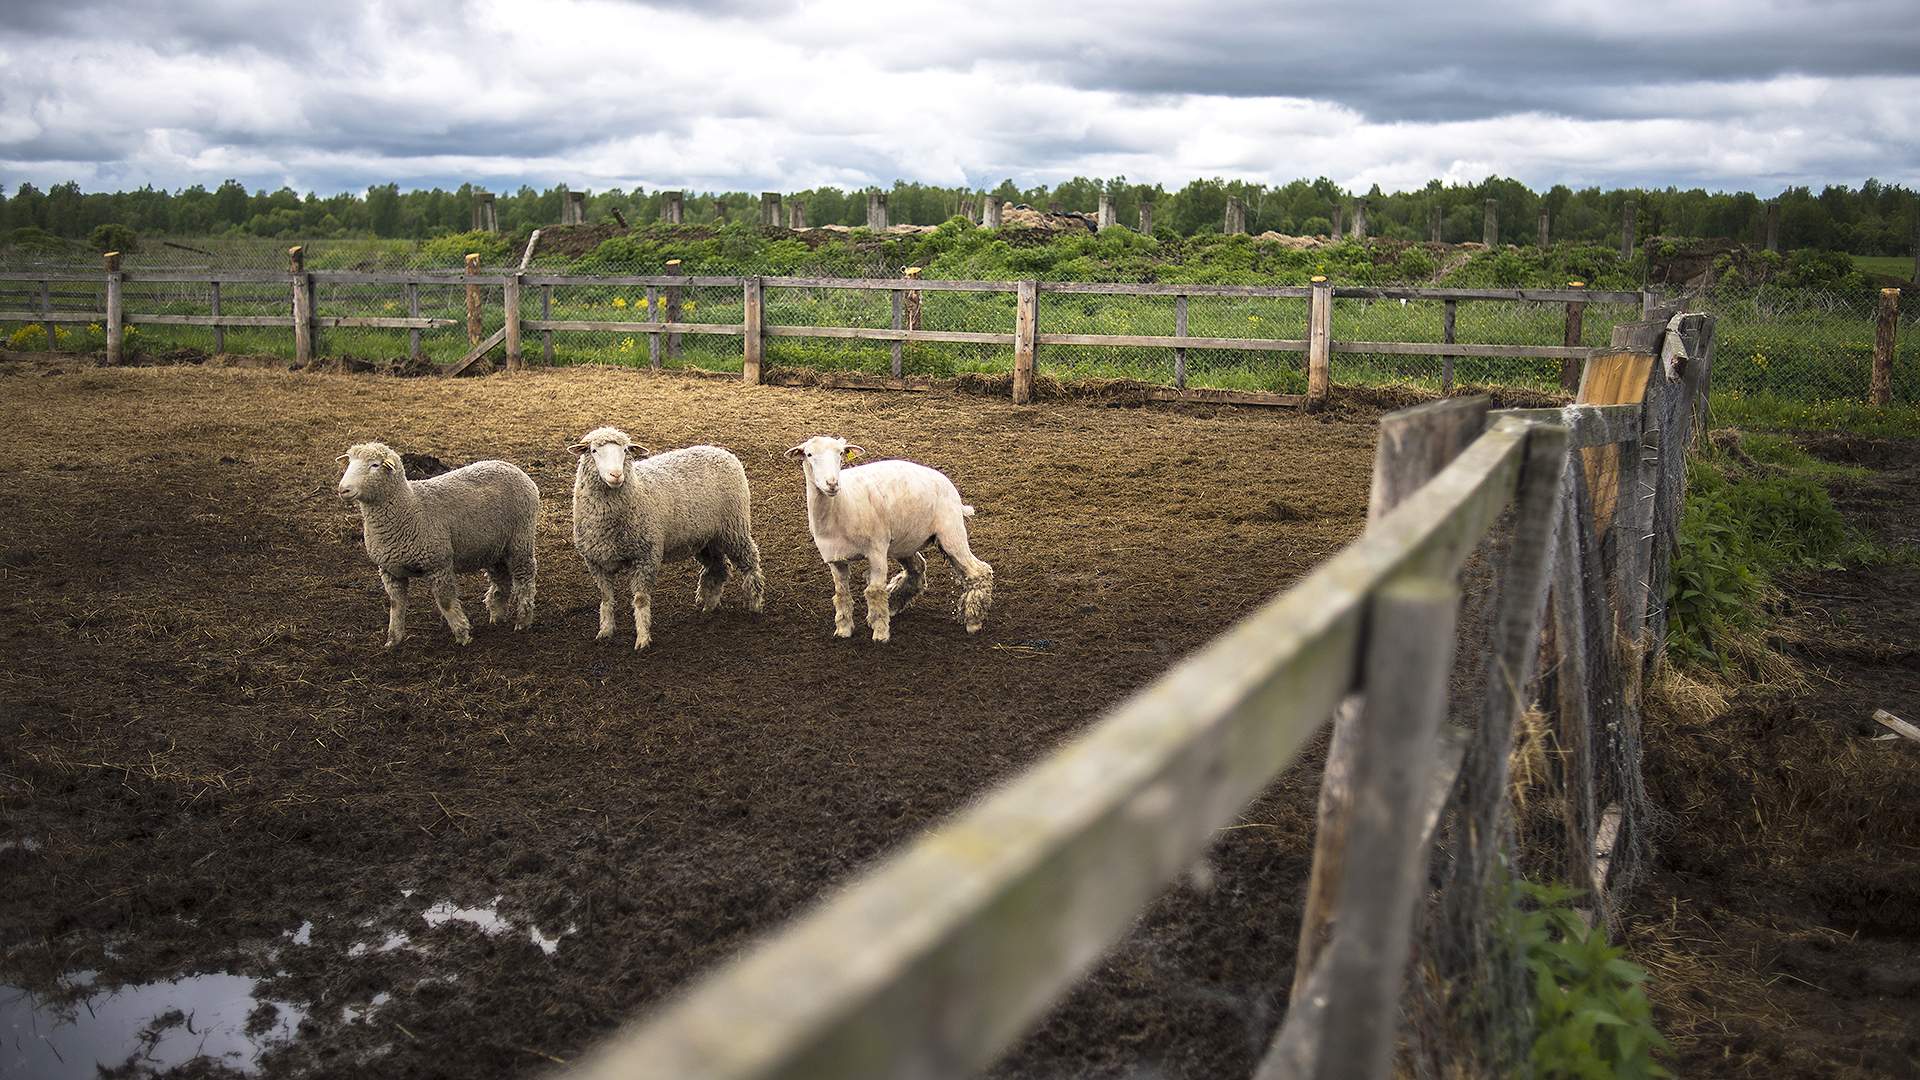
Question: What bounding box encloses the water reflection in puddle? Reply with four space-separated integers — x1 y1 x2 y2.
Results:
350 896 574 957
1 973 303 1079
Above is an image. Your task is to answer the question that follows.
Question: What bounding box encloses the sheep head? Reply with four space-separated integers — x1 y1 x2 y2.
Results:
786 435 865 498
337 442 405 503
571 426 651 489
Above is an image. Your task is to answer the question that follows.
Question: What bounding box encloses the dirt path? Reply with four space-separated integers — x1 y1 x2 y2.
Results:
1627 434 1920 1078
0 357 1376 1078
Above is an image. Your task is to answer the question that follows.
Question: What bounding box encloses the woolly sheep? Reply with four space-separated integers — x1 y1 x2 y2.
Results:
786 435 993 643
336 442 539 649
570 426 766 650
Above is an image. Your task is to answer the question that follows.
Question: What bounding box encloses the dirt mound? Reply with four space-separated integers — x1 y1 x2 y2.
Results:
997 205 1098 234
1253 232 1328 250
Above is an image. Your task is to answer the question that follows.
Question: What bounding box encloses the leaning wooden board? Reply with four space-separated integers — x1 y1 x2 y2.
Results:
1575 349 1654 535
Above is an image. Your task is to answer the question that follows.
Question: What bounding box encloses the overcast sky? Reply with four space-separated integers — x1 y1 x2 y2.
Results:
3 0 1917 197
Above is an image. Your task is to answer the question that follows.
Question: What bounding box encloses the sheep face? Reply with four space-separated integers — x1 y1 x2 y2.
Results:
786 435 866 498
337 442 405 504
571 427 650 489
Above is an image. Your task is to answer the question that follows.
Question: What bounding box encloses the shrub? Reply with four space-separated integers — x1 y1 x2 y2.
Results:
88 223 139 254
1508 880 1670 1079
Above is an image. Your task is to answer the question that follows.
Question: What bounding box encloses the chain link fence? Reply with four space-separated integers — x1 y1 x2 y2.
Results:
3 233 1914 403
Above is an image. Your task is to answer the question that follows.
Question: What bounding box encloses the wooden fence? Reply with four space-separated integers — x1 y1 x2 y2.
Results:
0 251 1655 409
548 312 1711 1078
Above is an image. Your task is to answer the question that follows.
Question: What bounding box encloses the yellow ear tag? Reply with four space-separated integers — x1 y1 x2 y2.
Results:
843 448 860 462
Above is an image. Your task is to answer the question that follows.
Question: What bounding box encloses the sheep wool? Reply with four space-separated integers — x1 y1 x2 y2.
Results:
337 441 539 649
570 426 766 650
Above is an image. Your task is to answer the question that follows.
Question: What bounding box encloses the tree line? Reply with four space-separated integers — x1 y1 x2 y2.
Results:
4 175 1916 254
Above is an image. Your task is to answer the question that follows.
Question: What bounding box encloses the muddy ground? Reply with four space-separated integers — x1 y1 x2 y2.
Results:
1626 433 1920 1078
0 354 1377 1078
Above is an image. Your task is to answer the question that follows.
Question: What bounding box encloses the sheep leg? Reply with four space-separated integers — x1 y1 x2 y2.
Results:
728 536 766 614
693 547 730 614
506 548 537 630
864 553 892 643
887 551 927 615
829 560 855 638
430 571 472 646
936 521 994 634
586 564 621 640
380 570 410 650
484 563 511 625
630 562 658 651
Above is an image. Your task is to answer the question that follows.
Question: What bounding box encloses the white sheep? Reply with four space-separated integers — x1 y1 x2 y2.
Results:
570 426 766 650
786 435 993 643
336 442 539 649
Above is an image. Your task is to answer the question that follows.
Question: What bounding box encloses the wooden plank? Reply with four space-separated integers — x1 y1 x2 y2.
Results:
565 420 1530 1080
525 320 749 336
1013 280 1038 405
104 253 123 364
307 271 477 285
1872 288 1899 406
129 314 311 328
664 260 684 361
1442 299 1457 391
1551 461 1604 918
0 271 108 282
1140 387 1304 407
1295 396 1491 997
1332 340 1591 359
119 269 294 283
1644 314 1714 666
763 276 1018 293
742 277 763 385
445 324 507 377
39 281 55 352
889 287 904 378
209 281 224 354
1038 281 1313 298
1173 295 1189 389
1036 333 1308 352
521 273 745 288
1874 709 1920 745
1331 286 1641 304
1307 278 1331 409
1493 404 1642 450
1313 577 1460 1080
504 273 523 371
410 283 423 362
0 311 104 324
1575 349 1656 536
464 253 482 346
761 371 931 393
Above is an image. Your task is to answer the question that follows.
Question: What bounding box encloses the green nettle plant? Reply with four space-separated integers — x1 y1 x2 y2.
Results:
1508 880 1671 1079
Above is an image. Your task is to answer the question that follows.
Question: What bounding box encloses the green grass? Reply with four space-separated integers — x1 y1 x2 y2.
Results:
1854 254 1916 280
1711 392 1920 437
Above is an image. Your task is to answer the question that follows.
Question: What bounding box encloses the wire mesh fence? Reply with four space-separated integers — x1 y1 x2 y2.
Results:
3 234 1914 403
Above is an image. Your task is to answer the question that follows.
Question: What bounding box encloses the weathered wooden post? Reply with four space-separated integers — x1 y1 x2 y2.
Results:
563 190 587 225
1330 204 1343 241
663 258 683 360
1097 193 1116 231
742 276 763 385
1428 205 1442 243
662 190 684 225
1538 208 1551 248
1872 287 1900 405
504 272 523 371
103 252 124 364
39 280 56 352
982 195 1003 228
1306 275 1332 409
464 253 482 346
472 192 498 233
1138 202 1154 234
867 192 889 230
1441 299 1457 393
1621 200 1637 258
645 284 660 369
408 282 422 362
209 281 224 355
894 266 923 379
787 200 807 229
1314 575 1459 1080
1225 196 1247 235
290 246 314 365
1173 293 1188 390
1013 279 1038 404
1764 200 1780 253
958 196 976 223
1482 198 1498 247
1351 200 1367 240
1562 280 1587 392
761 192 781 228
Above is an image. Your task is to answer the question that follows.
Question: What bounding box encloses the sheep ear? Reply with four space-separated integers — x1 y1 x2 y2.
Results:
627 444 651 458
843 445 866 460
569 442 590 455
785 445 806 459
336 453 350 463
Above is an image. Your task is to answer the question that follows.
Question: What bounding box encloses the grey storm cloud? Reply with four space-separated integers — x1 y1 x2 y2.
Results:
1 0 1917 196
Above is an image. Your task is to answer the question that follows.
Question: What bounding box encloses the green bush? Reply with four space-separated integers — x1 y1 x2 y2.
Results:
1508 880 1670 1079
88 223 139 254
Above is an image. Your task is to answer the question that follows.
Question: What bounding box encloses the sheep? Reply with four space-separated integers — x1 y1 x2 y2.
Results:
786 435 993 643
335 442 539 649
570 426 765 650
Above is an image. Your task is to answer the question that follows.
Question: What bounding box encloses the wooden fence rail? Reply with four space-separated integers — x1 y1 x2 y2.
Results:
0 257 1656 409
560 315 1713 1080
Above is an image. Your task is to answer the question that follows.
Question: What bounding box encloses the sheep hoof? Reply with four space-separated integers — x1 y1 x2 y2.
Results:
633 636 650 651
966 623 984 634
452 629 472 646
871 629 890 644
596 627 615 641
833 624 853 639
383 636 404 650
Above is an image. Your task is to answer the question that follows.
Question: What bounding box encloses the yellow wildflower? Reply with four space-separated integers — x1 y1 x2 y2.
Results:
613 296 628 309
